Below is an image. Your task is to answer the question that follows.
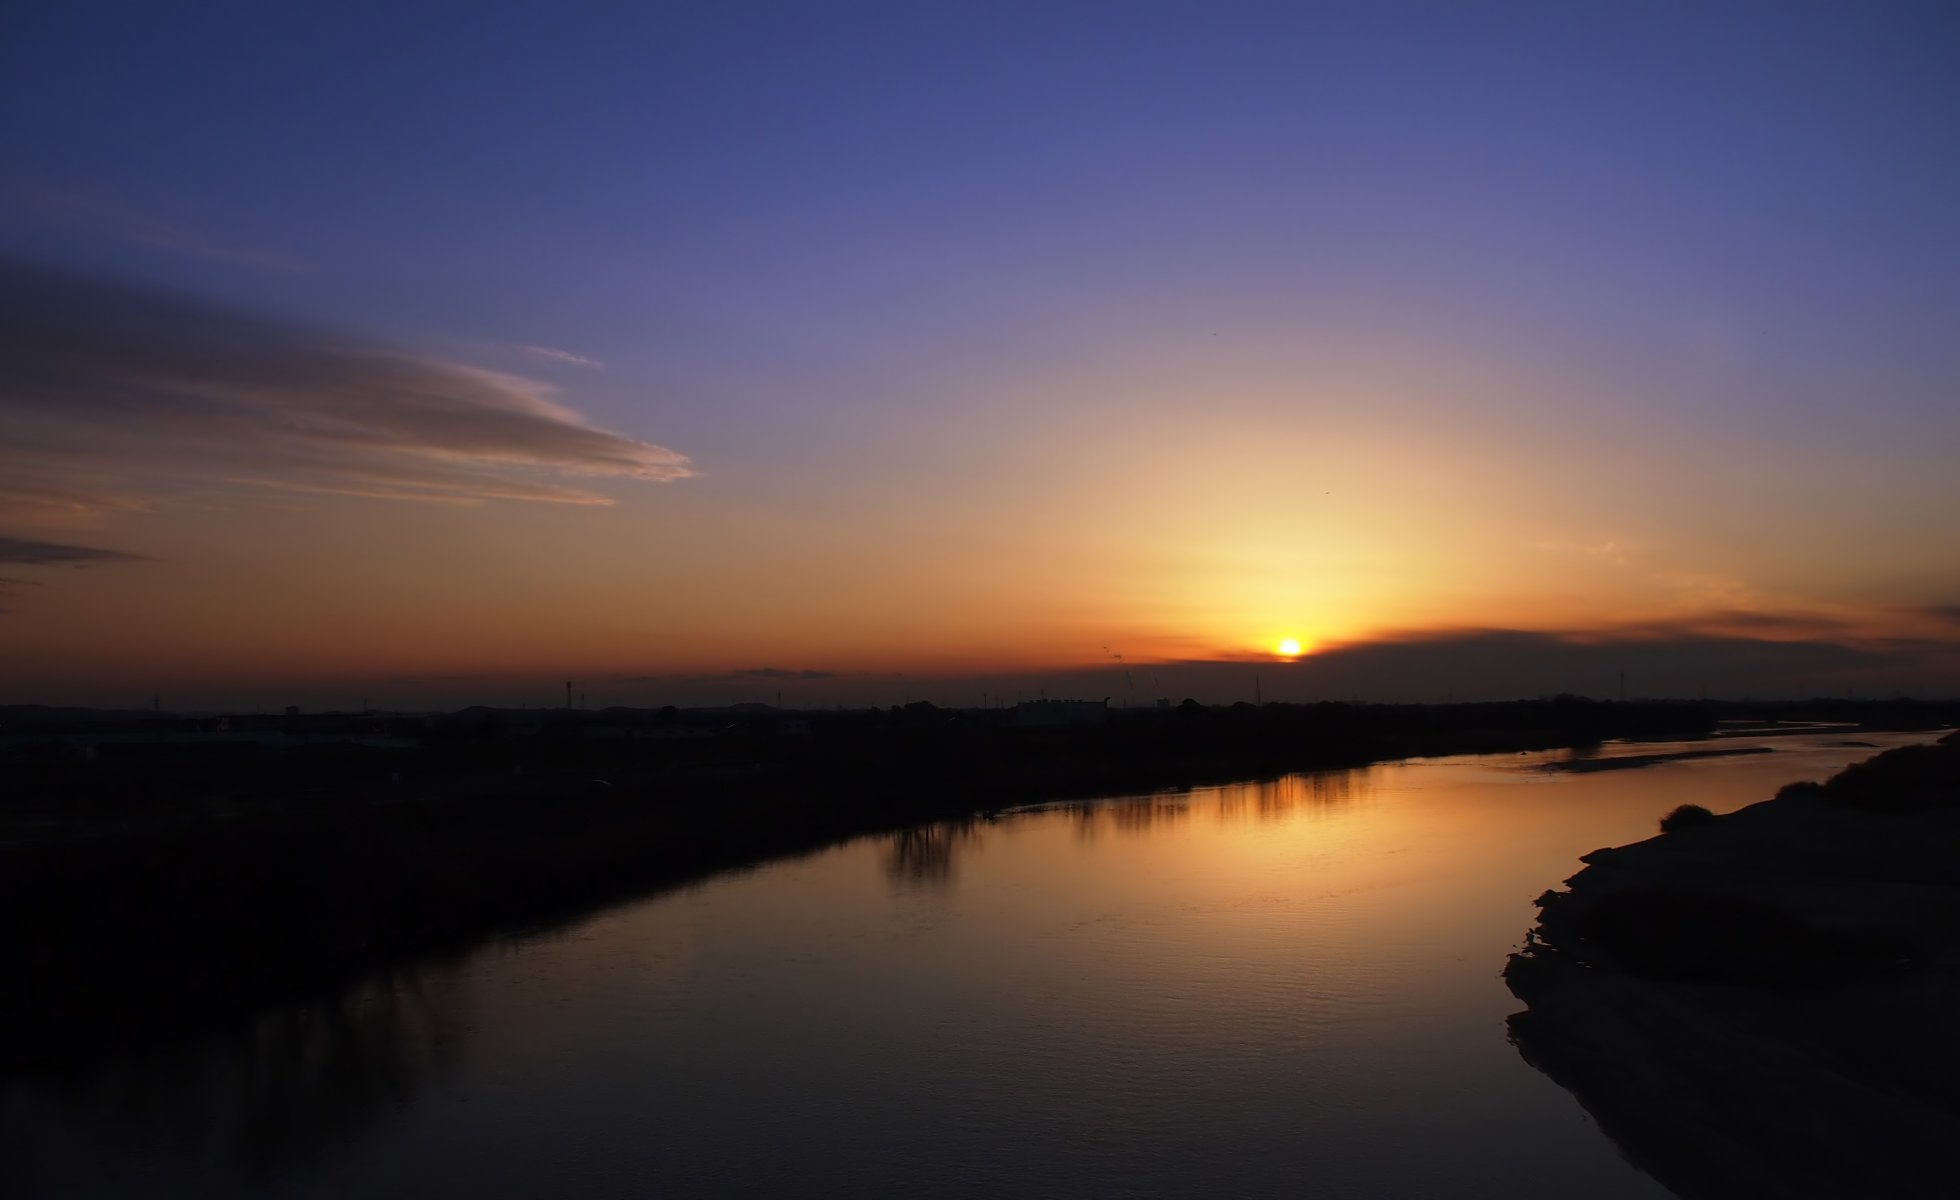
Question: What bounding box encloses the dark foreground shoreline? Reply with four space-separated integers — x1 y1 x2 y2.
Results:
1507 730 1960 1199
2 696 1947 1075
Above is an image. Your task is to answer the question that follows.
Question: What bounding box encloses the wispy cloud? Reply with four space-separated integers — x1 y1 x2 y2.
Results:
732 667 838 680
0 259 692 508
1533 536 1932 647
0 575 43 601
0 574 40 614
1599 609 1861 644
1917 604 1960 628
0 480 148 520
1531 536 1638 570
520 344 604 370
11 186 306 271
1574 539 1635 568
0 535 140 565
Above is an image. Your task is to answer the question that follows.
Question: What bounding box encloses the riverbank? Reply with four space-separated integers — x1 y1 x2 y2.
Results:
1505 731 1960 1199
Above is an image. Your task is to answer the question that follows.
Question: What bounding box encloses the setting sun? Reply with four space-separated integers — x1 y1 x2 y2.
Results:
1277 638 1303 657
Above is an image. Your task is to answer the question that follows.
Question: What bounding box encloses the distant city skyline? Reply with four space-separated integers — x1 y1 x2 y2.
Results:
5 3 1960 706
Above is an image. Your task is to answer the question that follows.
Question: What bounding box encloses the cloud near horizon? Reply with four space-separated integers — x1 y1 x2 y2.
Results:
0 259 692 510
1190 624 1960 702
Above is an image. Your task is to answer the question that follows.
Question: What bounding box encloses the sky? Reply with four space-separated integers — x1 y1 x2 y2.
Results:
4 1 1960 710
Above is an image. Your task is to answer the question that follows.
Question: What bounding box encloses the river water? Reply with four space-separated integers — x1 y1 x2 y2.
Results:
4 730 1940 1199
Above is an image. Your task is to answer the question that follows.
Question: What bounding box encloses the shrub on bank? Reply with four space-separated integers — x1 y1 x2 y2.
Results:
1659 803 1716 833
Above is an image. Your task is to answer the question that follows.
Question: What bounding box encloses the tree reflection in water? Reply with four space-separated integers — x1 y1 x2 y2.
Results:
0 962 470 1195
1069 797 1192 841
1068 768 1366 842
881 769 1369 886
882 817 982 889
1207 769 1364 822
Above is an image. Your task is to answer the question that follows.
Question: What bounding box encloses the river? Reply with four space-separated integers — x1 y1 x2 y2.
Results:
3 730 1940 1199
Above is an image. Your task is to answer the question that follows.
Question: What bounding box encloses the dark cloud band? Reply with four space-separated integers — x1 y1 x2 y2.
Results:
0 535 138 565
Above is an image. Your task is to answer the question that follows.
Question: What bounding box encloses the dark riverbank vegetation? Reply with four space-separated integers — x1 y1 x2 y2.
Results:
4 695 1954 1073
1507 729 1960 1199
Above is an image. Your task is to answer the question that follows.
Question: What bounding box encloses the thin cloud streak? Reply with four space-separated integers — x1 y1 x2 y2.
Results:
0 480 148 519
0 573 41 614
10 185 307 271
520 344 604 370
0 535 140 565
0 259 692 508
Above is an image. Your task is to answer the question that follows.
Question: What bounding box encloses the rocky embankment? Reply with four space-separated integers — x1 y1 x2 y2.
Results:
1505 732 1960 1199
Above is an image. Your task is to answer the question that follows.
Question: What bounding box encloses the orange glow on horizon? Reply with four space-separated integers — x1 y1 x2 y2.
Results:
7 326 1958 706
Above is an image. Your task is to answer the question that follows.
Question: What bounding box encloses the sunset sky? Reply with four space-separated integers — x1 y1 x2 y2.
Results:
5 2 1960 709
